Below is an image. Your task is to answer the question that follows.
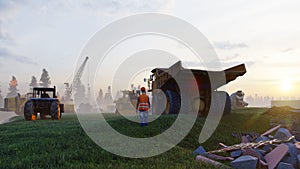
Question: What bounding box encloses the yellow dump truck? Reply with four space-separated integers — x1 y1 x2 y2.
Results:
148 61 247 115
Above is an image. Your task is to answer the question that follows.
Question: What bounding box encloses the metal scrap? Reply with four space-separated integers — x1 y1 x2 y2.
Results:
208 136 294 154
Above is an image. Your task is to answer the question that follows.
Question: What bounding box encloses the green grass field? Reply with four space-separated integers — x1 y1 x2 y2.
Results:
0 108 270 169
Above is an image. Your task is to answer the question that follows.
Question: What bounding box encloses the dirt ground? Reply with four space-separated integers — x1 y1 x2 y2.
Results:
0 111 19 124
264 106 300 140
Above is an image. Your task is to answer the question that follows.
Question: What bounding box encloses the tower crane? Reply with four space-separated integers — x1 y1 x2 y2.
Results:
64 56 89 102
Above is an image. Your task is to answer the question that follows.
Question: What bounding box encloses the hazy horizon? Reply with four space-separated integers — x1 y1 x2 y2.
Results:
1 0 299 102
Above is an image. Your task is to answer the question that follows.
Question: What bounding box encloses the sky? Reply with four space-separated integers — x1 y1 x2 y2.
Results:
0 0 300 102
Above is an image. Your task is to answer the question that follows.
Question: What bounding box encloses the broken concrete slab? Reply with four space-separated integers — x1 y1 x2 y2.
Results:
246 135 253 142
281 143 299 168
231 155 258 169
274 128 293 141
265 143 289 169
277 162 295 169
194 146 206 155
297 154 300 169
242 136 250 143
241 147 268 167
196 155 230 168
230 150 242 158
194 145 234 161
255 149 267 156
255 135 270 143
261 144 275 153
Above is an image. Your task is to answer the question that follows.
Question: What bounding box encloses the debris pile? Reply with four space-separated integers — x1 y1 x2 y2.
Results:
194 125 300 169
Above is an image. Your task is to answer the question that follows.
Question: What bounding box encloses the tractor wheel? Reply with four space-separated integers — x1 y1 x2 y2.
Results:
24 101 33 120
165 90 180 114
51 101 61 120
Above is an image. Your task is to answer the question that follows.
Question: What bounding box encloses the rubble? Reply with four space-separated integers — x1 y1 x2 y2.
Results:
274 128 294 141
194 126 300 169
277 162 295 169
231 150 242 158
281 143 299 168
231 155 258 169
196 155 230 168
193 146 206 155
265 144 289 169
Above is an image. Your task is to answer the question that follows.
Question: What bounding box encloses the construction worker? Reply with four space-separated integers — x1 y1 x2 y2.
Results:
136 87 150 126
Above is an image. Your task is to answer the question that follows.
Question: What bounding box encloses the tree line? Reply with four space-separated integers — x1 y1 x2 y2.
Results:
4 68 51 98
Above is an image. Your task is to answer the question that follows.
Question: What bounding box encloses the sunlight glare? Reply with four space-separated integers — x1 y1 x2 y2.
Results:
281 81 292 92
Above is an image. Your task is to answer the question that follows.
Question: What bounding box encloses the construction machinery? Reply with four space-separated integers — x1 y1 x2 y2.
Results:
230 90 248 109
63 56 89 112
115 90 140 114
3 93 32 114
23 86 64 120
64 56 89 102
148 61 246 115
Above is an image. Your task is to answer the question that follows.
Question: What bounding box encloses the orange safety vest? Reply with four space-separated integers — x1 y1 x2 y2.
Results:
138 94 150 111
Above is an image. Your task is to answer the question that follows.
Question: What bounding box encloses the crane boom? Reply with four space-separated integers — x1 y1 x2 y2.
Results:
73 56 89 89
63 56 89 102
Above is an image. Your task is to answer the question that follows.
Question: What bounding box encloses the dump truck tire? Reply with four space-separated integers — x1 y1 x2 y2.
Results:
179 92 192 114
212 91 231 115
192 98 205 113
224 92 231 115
165 90 180 114
51 101 60 120
152 90 166 115
24 101 33 120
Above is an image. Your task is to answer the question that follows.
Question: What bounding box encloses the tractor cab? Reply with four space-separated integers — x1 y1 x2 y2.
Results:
32 87 57 99
24 86 64 120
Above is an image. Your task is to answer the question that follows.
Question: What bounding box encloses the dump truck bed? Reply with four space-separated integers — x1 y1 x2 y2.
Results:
151 61 246 90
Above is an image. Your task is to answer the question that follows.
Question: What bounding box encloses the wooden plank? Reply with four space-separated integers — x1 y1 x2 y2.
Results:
264 143 289 169
219 142 228 148
196 155 230 168
206 153 234 161
261 125 281 136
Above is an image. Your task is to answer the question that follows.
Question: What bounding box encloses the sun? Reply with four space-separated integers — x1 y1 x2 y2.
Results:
281 81 292 92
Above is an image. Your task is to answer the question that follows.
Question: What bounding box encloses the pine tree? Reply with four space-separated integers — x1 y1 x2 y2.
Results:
6 76 18 98
96 88 103 106
103 86 113 105
39 68 51 87
29 76 38 90
0 86 3 108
